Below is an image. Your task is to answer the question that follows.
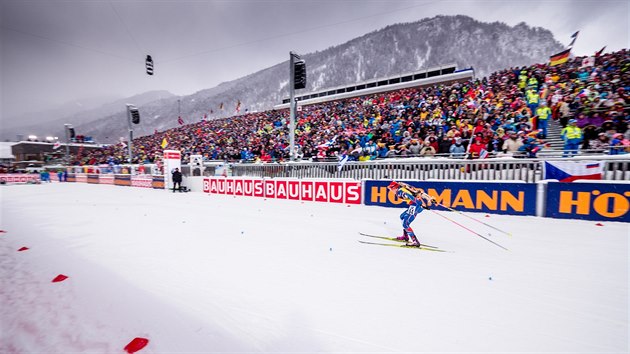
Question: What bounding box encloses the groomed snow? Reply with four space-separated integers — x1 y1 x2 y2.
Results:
1 183 628 353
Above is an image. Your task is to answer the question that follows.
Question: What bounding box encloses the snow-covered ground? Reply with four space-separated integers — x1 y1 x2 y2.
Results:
1 183 628 353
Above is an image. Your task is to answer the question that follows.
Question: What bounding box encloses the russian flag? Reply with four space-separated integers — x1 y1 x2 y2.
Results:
543 161 603 182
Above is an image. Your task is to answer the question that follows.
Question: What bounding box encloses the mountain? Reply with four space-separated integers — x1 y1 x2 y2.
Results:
9 15 566 143
2 90 176 141
1 94 122 135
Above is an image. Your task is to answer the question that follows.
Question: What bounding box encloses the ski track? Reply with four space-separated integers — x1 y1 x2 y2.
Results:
1 183 628 353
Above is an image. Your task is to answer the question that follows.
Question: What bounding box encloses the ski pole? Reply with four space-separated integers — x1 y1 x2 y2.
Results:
422 193 512 237
429 209 509 251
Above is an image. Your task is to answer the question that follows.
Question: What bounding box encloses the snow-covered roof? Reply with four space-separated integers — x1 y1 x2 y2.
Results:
0 142 16 159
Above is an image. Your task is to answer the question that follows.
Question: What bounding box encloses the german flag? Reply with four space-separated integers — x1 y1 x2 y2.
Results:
549 48 571 66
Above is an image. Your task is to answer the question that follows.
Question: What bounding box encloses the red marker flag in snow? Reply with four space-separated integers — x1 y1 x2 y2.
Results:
124 337 149 353
52 274 68 283
17 247 29 251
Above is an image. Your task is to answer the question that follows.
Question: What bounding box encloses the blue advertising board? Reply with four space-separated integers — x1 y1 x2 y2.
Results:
364 180 537 216
546 182 630 222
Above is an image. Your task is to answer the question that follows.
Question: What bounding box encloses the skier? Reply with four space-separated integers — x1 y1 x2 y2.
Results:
387 181 435 247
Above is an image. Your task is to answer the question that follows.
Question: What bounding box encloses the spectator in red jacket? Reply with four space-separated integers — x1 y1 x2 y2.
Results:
468 136 486 159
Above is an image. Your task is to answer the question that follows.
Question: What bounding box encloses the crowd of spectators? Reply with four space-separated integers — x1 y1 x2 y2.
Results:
79 49 629 166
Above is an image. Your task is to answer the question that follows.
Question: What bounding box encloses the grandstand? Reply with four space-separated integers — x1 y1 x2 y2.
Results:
34 49 629 172
276 63 473 108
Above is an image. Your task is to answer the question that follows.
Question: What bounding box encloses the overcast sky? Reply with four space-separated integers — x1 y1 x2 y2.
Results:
1 0 628 120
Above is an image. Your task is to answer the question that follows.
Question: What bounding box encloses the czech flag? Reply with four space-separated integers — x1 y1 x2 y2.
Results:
543 161 603 182
550 49 571 66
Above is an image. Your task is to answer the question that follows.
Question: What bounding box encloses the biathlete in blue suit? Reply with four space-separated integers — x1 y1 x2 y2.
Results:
387 181 435 247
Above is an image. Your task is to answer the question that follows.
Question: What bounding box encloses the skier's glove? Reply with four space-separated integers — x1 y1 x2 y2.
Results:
421 194 435 209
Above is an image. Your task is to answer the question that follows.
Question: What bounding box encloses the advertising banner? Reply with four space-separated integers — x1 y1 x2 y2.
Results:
87 174 100 184
75 173 88 183
163 150 181 190
203 177 362 204
0 174 40 184
131 176 153 188
546 182 630 222
114 175 131 186
364 180 537 216
99 175 115 185
152 176 165 189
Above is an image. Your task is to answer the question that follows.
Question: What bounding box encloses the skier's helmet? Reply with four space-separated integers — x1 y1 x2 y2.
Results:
387 181 400 191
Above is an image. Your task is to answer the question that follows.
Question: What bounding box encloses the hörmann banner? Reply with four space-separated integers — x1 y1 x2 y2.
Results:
546 182 630 222
364 180 537 216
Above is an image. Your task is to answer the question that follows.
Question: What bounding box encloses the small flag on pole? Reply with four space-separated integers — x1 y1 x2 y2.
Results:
337 153 349 172
595 46 606 57
316 135 338 149
53 142 61 150
161 138 168 149
568 31 579 47
177 116 184 125
550 48 571 66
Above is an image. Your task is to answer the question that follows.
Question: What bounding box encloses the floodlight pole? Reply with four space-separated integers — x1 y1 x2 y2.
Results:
64 123 71 163
289 51 299 161
126 104 134 163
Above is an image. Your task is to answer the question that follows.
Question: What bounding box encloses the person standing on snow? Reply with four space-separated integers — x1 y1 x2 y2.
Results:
171 168 183 192
387 181 435 247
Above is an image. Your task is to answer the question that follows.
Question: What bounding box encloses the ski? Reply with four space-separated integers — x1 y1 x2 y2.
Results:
358 232 438 249
358 240 447 252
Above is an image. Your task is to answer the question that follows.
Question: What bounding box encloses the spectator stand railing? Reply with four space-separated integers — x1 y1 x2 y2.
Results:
226 156 630 183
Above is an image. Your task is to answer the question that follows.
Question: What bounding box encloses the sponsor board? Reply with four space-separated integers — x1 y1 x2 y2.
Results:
114 175 131 186
163 151 181 160
87 174 100 184
99 175 115 185
364 180 537 216
152 176 165 189
75 173 88 183
163 149 181 190
546 182 630 222
131 176 153 188
0 174 40 184
203 177 362 204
